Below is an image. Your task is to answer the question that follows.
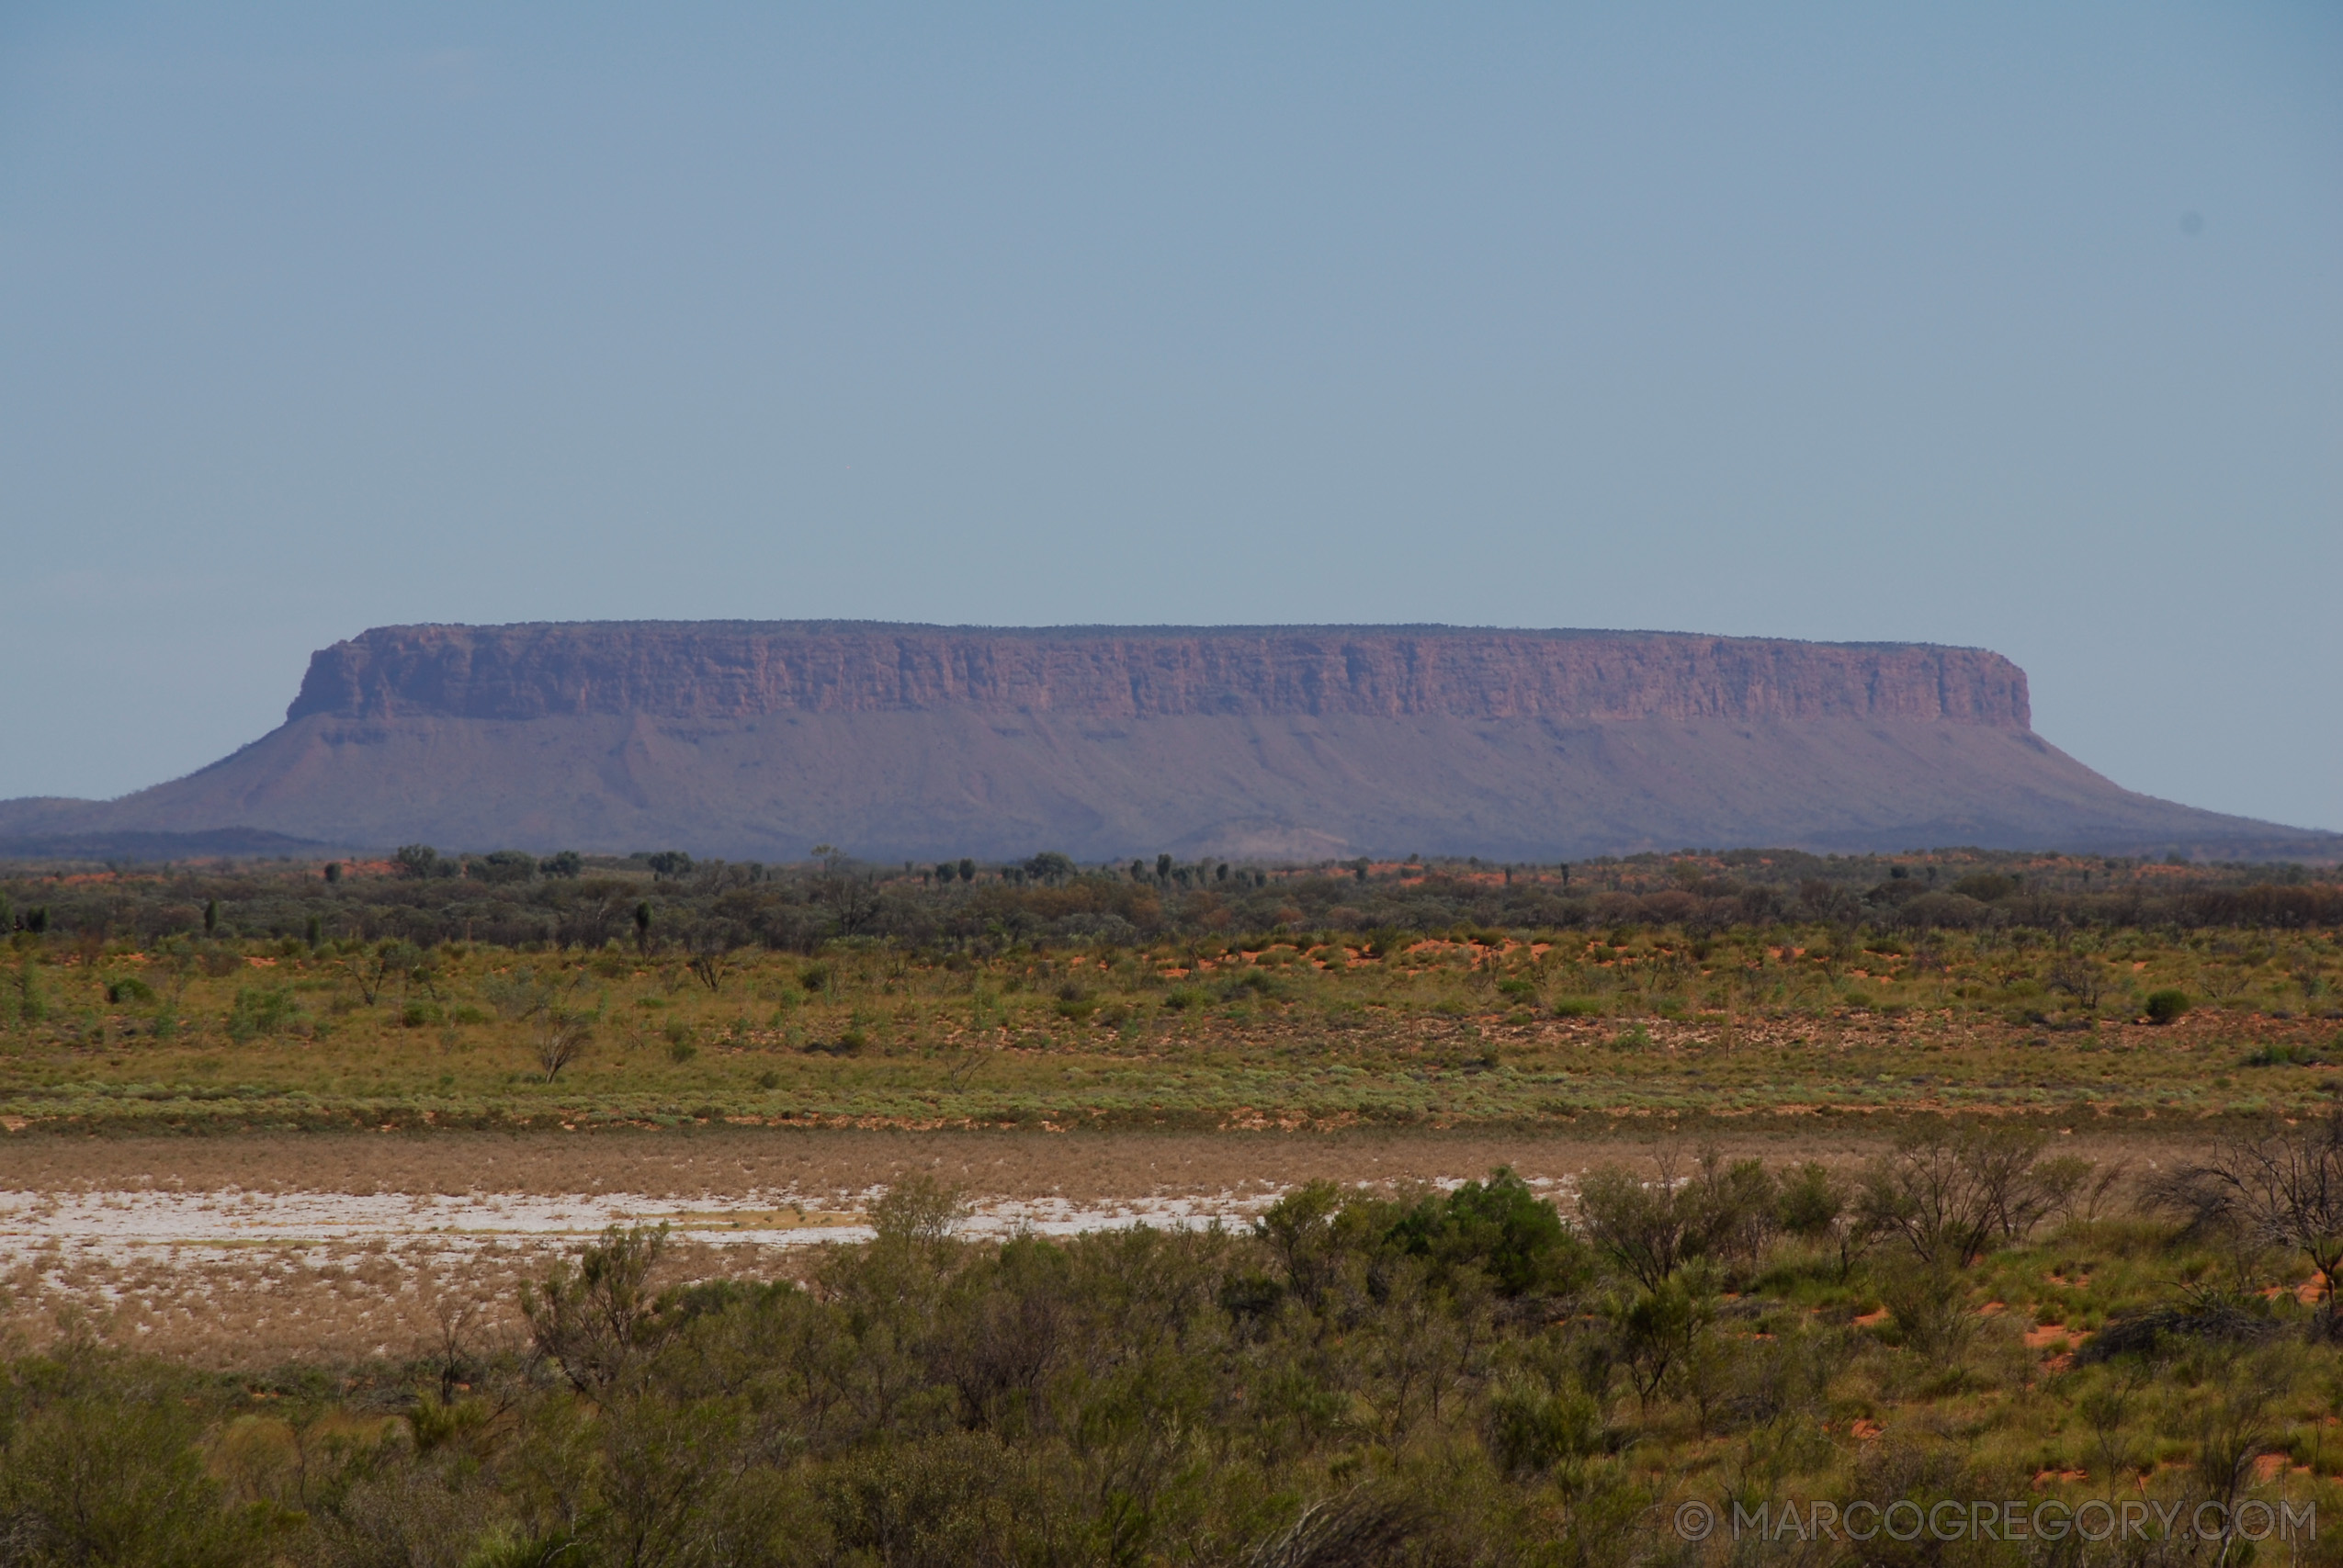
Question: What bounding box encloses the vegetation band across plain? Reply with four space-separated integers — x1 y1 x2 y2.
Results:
0 844 2339 1564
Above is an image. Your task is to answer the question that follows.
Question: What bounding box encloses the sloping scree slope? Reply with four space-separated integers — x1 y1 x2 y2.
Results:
3 622 2331 861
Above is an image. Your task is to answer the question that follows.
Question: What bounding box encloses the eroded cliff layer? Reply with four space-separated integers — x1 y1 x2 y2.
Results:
6 623 2331 861
286 623 2032 727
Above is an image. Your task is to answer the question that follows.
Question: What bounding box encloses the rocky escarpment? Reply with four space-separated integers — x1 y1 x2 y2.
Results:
287 623 2032 728
6 622 2333 863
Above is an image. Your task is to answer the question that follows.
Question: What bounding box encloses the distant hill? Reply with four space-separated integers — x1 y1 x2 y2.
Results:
3 621 2334 863
0 828 337 863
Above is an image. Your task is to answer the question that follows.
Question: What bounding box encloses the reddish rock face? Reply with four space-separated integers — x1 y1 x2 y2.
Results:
289 622 2031 728
7 620 2328 860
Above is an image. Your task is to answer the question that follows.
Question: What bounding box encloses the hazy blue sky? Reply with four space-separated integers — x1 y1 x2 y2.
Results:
4 3 2337 829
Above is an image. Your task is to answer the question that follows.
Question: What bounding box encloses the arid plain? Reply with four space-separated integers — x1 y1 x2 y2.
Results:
5 848 2337 1365
6 844 2343 1563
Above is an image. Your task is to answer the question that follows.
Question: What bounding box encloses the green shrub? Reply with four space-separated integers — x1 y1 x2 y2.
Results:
1878 1260 1975 1360
226 987 296 1041
1386 1167 1591 1296
1551 997 1602 1018
2144 988 2190 1023
467 849 538 885
1219 969 1277 1001
0 1350 271 1564
1484 1382 1604 1477
1775 1160 1845 1238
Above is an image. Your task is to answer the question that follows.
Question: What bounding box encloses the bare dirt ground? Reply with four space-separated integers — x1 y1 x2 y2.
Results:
0 1126 2198 1369
1 1122 2175 1199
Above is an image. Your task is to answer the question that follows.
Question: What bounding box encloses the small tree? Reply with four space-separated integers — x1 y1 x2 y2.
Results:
535 1010 593 1083
1685 1148 1779 1269
1856 1125 2070 1269
467 849 538 886
1606 1273 1713 1411
482 964 593 1081
1577 1162 1698 1289
2044 955 2106 1010
1776 1160 1876 1280
1021 852 1077 886
2154 1113 2343 1337
521 1224 676 1396
871 1174 966 1247
685 920 740 992
342 938 426 1007
1256 1180 1346 1309
813 853 882 935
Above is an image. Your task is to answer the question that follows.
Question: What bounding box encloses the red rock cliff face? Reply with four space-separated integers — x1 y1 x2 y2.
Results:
287 623 2032 728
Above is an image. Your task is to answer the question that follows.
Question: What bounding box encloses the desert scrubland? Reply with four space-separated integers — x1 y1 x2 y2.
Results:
0 848 2339 1563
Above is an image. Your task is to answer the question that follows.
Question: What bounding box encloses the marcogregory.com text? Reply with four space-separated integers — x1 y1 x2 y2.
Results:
1670 1498 2316 1546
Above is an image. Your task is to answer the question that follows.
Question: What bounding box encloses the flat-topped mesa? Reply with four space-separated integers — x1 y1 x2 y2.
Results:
22 617 2319 861
288 622 2032 728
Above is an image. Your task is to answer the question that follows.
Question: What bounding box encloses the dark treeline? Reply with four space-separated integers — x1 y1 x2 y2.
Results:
3 845 2338 957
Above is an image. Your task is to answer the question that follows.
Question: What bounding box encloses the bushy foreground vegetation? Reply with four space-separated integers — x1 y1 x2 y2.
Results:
0 848 2338 1131
15 1125 2343 1566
